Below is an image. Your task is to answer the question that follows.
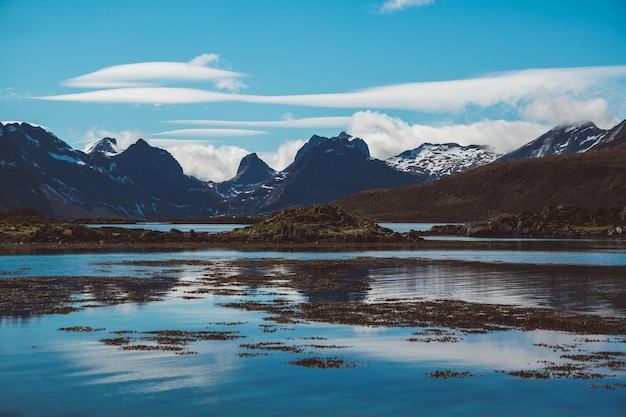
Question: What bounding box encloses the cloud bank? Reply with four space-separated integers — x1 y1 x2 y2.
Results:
348 111 549 158
165 143 250 182
132 112 551 182
38 66 626 127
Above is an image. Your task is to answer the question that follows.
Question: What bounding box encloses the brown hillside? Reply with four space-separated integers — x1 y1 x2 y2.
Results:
334 143 626 222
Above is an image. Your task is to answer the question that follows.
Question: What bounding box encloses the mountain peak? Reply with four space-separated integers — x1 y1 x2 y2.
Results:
555 121 597 131
388 142 502 182
294 132 370 163
337 131 352 140
86 137 118 156
233 153 276 185
132 138 150 148
499 121 607 161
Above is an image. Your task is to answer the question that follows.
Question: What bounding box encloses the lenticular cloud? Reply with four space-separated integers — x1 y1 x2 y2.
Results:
40 66 626 119
61 56 245 89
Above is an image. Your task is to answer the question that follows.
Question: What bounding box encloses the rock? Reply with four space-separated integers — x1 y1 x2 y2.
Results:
220 204 409 244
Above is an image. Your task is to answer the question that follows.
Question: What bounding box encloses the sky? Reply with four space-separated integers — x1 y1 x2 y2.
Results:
1 0 625 182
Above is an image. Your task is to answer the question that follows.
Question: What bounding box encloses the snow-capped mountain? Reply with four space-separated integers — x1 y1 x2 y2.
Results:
3 120 626 220
86 137 118 157
0 122 218 219
593 119 626 150
0 125 420 218
498 122 607 161
385 143 502 182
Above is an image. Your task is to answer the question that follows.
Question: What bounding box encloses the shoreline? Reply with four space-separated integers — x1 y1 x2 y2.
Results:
2 234 623 255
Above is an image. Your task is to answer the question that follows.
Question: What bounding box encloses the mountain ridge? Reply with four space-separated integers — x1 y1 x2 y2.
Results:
2 119 625 220
334 139 626 222
498 121 607 161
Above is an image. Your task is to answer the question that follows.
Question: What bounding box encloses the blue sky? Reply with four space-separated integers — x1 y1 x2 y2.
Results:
1 0 625 181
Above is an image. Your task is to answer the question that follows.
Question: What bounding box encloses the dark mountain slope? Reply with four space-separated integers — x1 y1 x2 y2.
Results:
251 132 417 214
498 122 607 161
107 139 209 204
215 153 276 197
0 123 220 219
594 119 626 150
334 143 626 222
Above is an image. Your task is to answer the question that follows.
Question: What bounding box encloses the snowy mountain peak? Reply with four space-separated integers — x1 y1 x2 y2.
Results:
386 142 502 182
86 137 118 156
499 121 607 161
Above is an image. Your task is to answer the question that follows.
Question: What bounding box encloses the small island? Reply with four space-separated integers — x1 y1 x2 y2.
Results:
0 205 423 253
2 203 625 254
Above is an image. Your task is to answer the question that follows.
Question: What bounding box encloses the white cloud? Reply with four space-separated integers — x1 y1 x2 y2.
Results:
522 95 617 128
160 138 307 182
61 54 245 89
159 138 306 182
36 87 234 104
213 77 248 93
258 139 307 171
38 66 626 122
165 115 352 129
349 111 549 157
189 53 219 66
380 0 434 14
166 140 306 182
153 128 268 137
165 143 250 182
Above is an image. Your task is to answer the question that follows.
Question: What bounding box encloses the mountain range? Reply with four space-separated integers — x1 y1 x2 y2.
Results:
1 119 624 220
335 119 626 222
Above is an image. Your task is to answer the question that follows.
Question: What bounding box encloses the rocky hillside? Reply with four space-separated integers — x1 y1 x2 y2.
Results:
498 121 607 161
429 205 625 238
335 142 626 222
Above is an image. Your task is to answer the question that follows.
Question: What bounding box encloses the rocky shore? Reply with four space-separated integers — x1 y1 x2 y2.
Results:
0 205 423 253
2 204 625 254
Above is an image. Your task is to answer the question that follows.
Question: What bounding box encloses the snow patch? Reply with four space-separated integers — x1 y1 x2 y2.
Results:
49 152 86 165
387 143 501 181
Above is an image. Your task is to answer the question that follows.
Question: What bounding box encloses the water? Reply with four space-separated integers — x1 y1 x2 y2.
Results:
1 241 626 416
85 222 250 233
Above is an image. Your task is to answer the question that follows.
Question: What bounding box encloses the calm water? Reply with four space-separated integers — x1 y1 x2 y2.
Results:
85 222 451 233
1 240 626 416
85 222 250 233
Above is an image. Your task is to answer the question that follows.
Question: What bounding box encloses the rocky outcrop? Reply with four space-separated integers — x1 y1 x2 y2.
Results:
219 204 417 243
0 205 422 248
428 205 626 238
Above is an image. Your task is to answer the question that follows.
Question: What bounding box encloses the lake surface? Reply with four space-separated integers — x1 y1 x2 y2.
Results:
84 222 444 233
1 241 626 416
86 222 251 233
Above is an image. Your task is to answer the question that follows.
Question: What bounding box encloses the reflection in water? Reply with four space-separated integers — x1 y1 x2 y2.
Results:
277 259 626 317
2 248 626 417
65 338 240 393
364 261 626 317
